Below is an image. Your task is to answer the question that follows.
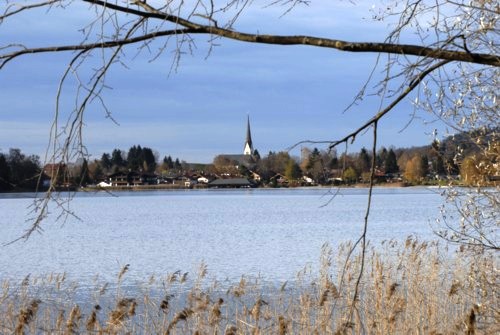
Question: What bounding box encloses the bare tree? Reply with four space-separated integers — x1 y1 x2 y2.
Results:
1 0 498 329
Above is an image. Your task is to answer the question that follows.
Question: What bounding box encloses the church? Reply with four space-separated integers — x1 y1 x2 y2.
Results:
215 115 258 169
243 114 254 156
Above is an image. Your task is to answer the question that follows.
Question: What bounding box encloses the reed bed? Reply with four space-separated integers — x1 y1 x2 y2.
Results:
1 237 497 334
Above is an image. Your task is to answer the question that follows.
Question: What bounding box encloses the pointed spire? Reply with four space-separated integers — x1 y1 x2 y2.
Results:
246 115 252 147
243 115 254 155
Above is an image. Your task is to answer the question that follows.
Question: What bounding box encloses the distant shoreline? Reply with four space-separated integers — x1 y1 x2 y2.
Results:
80 181 412 192
1 181 471 194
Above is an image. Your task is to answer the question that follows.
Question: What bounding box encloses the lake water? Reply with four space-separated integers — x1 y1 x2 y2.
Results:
0 187 445 285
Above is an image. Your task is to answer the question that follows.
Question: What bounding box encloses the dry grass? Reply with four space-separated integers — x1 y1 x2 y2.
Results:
1 238 498 334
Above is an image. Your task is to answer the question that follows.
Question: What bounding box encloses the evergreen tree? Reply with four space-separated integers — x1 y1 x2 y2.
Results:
434 155 446 175
306 148 321 170
142 147 157 172
111 149 125 168
0 153 11 191
329 156 339 169
357 147 371 173
125 145 156 172
127 145 143 171
100 153 112 171
93 163 104 181
384 149 399 174
420 155 429 179
163 155 174 169
7 149 41 189
174 158 181 170
78 159 92 186
377 147 388 168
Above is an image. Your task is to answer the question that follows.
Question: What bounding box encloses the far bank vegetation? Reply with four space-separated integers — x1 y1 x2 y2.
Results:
1 128 497 191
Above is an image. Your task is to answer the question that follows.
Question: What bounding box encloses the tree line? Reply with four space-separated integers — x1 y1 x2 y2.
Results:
79 145 184 185
216 145 431 186
210 128 496 186
0 149 41 191
0 145 182 191
0 128 496 191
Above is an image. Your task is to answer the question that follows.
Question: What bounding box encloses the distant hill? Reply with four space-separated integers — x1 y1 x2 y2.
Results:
396 126 498 161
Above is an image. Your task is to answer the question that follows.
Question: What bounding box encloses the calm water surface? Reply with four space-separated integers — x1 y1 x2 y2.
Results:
0 187 444 284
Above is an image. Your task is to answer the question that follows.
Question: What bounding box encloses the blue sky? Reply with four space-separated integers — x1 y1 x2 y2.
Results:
0 1 448 163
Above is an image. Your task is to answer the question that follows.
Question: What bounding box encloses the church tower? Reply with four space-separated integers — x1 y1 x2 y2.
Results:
243 115 253 155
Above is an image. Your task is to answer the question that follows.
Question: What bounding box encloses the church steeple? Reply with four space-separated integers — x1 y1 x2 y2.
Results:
243 115 253 155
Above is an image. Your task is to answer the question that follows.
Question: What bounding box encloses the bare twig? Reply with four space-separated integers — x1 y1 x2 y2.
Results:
344 120 378 331
0 0 59 22
328 60 451 150
2 1 498 68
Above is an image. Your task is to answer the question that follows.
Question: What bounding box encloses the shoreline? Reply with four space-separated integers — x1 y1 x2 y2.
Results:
0 181 464 194
82 181 412 192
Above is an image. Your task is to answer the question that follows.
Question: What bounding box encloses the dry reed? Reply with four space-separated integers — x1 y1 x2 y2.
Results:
0 238 497 334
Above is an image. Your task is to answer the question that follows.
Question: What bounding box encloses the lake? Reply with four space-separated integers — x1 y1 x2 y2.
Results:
0 187 445 285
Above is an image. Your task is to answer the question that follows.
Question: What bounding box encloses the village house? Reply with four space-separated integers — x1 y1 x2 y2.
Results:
108 171 158 187
208 178 254 188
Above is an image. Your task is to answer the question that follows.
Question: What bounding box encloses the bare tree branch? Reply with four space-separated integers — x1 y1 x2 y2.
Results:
0 27 194 69
328 60 451 150
0 0 59 22
1 0 498 68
